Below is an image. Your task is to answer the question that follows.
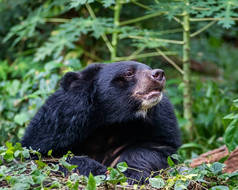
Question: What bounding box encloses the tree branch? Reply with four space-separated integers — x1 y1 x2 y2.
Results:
190 21 216 37
155 48 184 75
85 3 114 54
128 35 184 45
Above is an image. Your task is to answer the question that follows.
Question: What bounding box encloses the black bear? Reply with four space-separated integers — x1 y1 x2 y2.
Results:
21 61 181 182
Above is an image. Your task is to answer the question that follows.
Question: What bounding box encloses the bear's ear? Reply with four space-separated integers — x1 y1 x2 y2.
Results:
61 64 104 91
60 72 81 91
80 63 104 81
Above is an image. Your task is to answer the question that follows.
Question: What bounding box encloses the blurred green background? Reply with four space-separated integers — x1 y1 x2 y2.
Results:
0 0 238 160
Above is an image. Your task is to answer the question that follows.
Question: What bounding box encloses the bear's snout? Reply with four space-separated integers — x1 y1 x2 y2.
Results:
151 69 165 82
137 68 166 93
146 69 166 91
132 68 166 109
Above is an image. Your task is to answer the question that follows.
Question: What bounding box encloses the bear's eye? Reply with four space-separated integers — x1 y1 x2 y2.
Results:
124 70 134 78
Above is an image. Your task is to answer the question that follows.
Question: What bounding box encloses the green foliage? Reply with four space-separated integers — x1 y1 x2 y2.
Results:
149 176 165 189
0 144 237 189
167 78 236 157
149 0 185 20
35 17 113 61
0 0 238 188
0 143 87 189
70 0 115 8
106 163 128 185
85 173 96 190
223 99 238 152
0 57 65 145
150 0 238 28
191 0 238 28
167 156 175 167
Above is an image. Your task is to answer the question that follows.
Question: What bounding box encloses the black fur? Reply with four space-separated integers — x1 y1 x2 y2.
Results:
21 61 181 183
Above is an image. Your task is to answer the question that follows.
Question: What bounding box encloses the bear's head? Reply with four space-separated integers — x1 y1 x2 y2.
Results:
61 61 165 122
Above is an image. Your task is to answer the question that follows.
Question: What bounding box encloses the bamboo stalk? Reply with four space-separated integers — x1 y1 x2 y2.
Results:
183 0 194 139
111 0 122 60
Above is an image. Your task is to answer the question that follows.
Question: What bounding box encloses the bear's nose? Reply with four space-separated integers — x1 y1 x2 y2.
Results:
151 69 165 81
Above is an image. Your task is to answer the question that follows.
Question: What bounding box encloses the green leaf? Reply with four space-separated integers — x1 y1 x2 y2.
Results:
223 113 238 120
22 149 30 158
108 167 120 179
14 112 29 126
174 180 188 190
171 154 183 163
102 0 115 7
5 142 13 149
180 143 203 149
12 183 31 190
94 175 105 186
149 176 165 189
32 172 46 184
211 186 229 190
48 150 53 156
167 156 175 167
86 173 96 190
116 162 128 172
35 17 113 61
35 160 47 169
224 123 238 152
4 149 14 162
49 181 61 189
7 80 20 96
14 150 21 157
210 162 224 175
44 61 62 71
69 0 95 8
106 167 127 184
60 160 78 172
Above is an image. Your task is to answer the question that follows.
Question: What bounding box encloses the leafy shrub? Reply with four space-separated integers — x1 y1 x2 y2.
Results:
223 99 238 152
0 57 67 145
0 143 237 189
167 78 236 158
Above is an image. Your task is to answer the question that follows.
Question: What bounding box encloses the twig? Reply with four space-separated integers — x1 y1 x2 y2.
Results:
190 17 238 21
128 35 184 45
191 6 210 11
79 50 103 62
190 21 216 37
45 18 70 23
85 3 114 54
156 48 184 75
131 0 151 10
120 12 163 26
127 47 145 60
113 51 177 61
191 180 209 190
173 16 184 26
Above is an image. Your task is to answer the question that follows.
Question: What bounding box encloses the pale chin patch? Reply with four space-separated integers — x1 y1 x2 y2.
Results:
135 93 163 118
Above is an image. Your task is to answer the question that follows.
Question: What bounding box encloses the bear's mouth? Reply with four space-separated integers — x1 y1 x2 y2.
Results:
134 87 163 111
135 87 162 100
